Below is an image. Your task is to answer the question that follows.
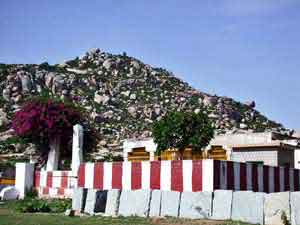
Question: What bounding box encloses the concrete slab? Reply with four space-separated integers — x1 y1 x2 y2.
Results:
180 191 212 219
212 190 233 220
118 190 151 217
84 189 98 215
291 192 300 225
149 190 161 217
231 191 264 225
264 192 290 225
160 191 181 218
105 189 121 217
72 188 87 212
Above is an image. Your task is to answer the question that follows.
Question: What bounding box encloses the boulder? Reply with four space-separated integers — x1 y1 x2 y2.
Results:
212 190 233 220
179 191 212 219
94 94 110 105
0 109 9 127
160 191 181 218
291 192 300 225
149 190 161 217
103 59 113 70
105 189 121 217
231 191 264 225
118 190 151 217
264 192 290 225
20 75 32 92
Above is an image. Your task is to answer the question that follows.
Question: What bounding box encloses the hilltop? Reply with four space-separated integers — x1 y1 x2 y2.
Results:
0 48 291 159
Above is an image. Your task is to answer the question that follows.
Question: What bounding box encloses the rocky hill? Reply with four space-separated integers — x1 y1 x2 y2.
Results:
0 48 291 159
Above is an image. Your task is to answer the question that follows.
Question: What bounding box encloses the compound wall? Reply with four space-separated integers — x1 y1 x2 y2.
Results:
77 160 300 193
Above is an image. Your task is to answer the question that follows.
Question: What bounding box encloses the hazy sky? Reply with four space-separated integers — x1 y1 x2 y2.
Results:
1 0 299 130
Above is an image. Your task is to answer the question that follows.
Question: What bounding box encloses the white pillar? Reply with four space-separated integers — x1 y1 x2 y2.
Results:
123 152 128 162
46 136 60 171
15 163 35 199
294 149 300 169
150 152 155 161
71 124 84 175
224 145 232 160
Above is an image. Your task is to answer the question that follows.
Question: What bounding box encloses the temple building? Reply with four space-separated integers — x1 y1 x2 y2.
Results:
122 132 300 168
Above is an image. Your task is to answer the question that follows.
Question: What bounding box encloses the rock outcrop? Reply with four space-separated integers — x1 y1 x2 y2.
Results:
0 48 291 159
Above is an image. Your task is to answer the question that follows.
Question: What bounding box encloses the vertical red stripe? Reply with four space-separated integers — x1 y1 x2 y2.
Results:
192 160 202 192
240 163 247 191
131 162 142 190
46 171 53 188
274 167 280 192
213 160 220 189
284 167 290 191
58 188 64 196
112 162 122 189
252 164 258 192
227 161 234 190
34 171 40 187
171 160 183 192
150 161 161 189
94 163 104 190
294 169 300 191
43 187 49 195
77 164 85 187
61 172 68 188
263 166 270 193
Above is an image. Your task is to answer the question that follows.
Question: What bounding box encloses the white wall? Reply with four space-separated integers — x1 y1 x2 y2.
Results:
230 149 278 166
210 132 273 147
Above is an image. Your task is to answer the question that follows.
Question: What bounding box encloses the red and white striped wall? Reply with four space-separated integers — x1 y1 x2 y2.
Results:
213 160 300 193
77 160 214 192
77 160 300 193
34 170 76 198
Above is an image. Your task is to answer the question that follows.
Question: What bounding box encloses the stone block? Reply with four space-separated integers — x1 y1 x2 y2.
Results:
84 189 98 215
179 191 212 219
291 192 300 225
72 188 87 212
264 192 290 225
149 190 161 217
118 190 151 217
94 190 108 213
231 191 264 225
161 191 181 218
105 189 121 216
212 190 233 220
0 186 19 200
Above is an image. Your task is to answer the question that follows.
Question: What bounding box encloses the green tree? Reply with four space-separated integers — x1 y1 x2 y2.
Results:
152 111 215 157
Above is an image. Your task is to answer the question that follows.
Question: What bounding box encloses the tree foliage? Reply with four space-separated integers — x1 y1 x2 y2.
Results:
152 111 215 155
12 98 82 152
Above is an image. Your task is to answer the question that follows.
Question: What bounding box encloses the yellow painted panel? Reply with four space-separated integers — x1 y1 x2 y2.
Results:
0 178 15 185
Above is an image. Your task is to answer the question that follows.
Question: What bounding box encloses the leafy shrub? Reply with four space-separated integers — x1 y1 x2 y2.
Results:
15 198 51 213
48 199 72 213
15 198 71 213
152 111 215 156
25 189 38 199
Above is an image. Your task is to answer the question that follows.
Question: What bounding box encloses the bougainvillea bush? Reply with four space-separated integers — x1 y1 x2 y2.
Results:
12 98 82 154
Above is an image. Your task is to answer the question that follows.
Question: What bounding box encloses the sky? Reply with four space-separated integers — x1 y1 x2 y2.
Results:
0 0 300 130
